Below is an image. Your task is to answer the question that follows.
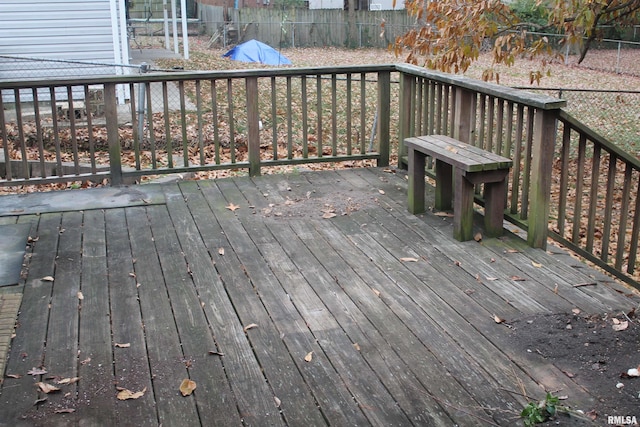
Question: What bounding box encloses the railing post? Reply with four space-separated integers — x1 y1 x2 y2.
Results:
377 70 390 167
104 82 122 186
246 76 261 177
398 71 415 169
453 87 476 144
527 108 558 248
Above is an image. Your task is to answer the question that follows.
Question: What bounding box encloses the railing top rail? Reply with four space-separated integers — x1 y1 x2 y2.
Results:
396 63 567 110
0 64 399 89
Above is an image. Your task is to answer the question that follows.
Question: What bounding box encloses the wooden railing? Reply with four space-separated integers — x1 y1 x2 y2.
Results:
2 64 639 288
0 65 394 186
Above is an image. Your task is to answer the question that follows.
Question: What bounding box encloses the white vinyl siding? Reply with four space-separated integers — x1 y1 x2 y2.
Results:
0 0 120 80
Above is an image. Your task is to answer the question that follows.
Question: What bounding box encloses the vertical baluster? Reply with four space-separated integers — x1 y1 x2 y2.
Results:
346 74 352 155
415 79 423 134
586 145 602 253
316 75 323 158
210 80 220 164
287 76 293 159
146 81 156 170
427 81 435 135
162 82 173 169
556 124 572 238
227 79 235 164
600 154 617 262
510 104 524 215
442 85 449 136
615 165 633 270
246 76 260 177
626 174 640 274
178 80 187 169
195 80 205 166
495 98 504 155
49 87 63 176
572 134 587 244
360 72 366 154
84 85 96 175
33 88 46 178
270 76 277 160
520 107 534 220
477 94 486 149
66 86 80 175
14 89 29 179
0 95 11 181
486 96 495 152
301 76 308 158
435 84 443 134
331 74 337 156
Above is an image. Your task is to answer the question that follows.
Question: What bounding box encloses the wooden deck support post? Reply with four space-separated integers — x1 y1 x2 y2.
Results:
104 83 122 186
398 72 415 169
528 109 558 248
377 70 391 167
453 87 476 145
246 76 261 177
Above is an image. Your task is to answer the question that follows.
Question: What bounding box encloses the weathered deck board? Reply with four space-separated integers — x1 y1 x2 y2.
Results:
0 168 638 426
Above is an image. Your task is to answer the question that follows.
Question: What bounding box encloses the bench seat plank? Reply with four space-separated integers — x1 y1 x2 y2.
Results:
405 135 513 241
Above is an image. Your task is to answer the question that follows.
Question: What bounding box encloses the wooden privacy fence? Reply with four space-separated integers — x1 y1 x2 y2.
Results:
1 64 639 289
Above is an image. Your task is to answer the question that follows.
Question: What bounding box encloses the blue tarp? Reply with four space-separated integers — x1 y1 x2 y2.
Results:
223 40 292 66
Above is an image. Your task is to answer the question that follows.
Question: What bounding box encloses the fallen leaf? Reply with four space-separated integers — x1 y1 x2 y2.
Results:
433 211 454 217
36 382 60 394
80 357 91 365
77 291 84 300
274 396 281 407
41 276 54 282
129 272 136 278
372 289 381 297
585 410 598 421
243 323 258 332
208 351 224 356
562 370 575 378
57 377 80 385
531 261 542 268
510 275 526 281
473 232 482 242
27 367 47 376
378 189 385 195
114 343 131 348
486 277 498 281
626 368 639 377
322 212 337 219
116 387 146 400
54 408 75 414
400 257 419 262
6 374 22 379
553 284 558 294
226 203 240 212
218 248 225 256
304 351 313 362
179 379 197 396
494 315 505 324
612 320 629 331
505 249 520 253
34 397 48 405
353 343 361 351
572 308 581 315
490 258 496 263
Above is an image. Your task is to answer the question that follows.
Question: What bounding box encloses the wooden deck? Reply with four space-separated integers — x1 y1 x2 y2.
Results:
0 167 637 426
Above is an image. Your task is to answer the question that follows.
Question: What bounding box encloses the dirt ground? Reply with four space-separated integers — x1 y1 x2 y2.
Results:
505 310 640 426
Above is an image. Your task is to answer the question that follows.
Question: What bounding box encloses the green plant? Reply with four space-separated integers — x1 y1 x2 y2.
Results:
521 392 560 426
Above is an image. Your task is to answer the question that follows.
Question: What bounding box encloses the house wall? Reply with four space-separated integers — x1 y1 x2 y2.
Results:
0 0 122 81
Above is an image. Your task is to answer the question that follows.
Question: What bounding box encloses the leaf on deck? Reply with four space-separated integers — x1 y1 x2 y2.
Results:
243 323 258 332
116 387 147 400
40 276 54 282
179 379 197 396
114 342 131 348
36 382 60 394
304 351 313 362
226 203 240 212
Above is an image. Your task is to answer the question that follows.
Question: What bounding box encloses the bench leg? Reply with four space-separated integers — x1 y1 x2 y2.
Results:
407 147 426 214
453 170 474 241
434 160 453 211
483 179 507 237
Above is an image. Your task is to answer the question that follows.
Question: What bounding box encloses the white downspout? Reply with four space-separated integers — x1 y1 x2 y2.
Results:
180 0 189 60
172 0 179 55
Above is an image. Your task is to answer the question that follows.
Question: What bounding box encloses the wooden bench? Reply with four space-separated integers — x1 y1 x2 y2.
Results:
405 135 513 241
